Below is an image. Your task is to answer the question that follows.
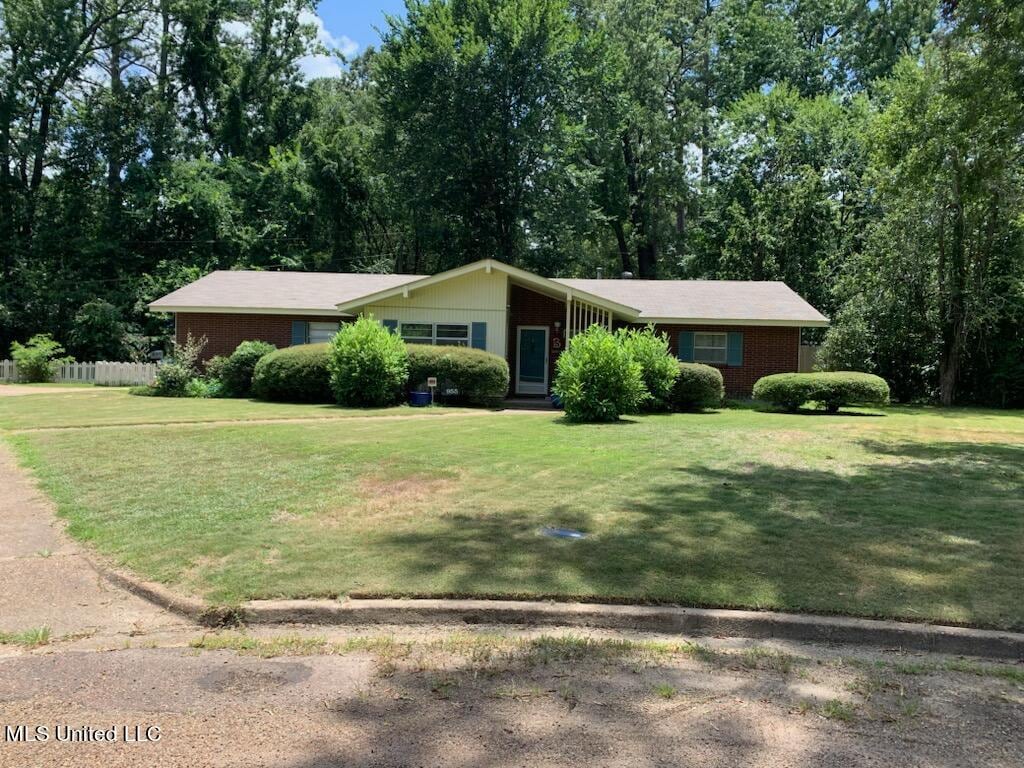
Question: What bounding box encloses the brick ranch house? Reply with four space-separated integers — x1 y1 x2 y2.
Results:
149 259 828 397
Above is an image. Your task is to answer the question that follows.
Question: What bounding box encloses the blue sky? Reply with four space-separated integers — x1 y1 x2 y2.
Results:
321 1 407 54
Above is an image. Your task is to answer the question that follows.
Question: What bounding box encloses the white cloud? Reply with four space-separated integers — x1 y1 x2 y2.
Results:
298 10 358 79
220 11 355 80
299 53 343 79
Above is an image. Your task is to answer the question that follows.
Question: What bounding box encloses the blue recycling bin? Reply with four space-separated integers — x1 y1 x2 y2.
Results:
409 391 432 407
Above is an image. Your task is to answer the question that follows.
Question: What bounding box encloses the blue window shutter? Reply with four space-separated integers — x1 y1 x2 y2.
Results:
290 320 308 346
471 322 487 350
678 331 694 362
727 332 744 366
382 319 398 334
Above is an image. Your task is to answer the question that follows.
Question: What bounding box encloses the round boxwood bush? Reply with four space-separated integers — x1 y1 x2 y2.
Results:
616 326 679 412
407 345 509 406
553 325 646 422
672 362 724 411
220 340 276 397
251 343 333 403
328 315 409 407
753 371 890 413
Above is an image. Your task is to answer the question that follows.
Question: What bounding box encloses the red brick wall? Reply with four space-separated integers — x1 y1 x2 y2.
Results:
641 323 800 396
174 313 343 361
507 285 566 394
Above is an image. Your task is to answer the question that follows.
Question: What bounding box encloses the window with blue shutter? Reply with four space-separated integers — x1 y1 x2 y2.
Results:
471 322 487 350
678 331 694 362
727 332 744 366
290 320 308 346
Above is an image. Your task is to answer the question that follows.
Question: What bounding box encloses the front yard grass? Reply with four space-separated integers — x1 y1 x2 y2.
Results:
0 386 469 429
3 390 1022 629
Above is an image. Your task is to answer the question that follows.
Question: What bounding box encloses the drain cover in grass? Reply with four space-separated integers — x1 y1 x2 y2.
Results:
540 527 587 540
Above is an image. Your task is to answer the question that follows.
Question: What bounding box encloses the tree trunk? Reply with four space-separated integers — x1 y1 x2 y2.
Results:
938 152 967 406
621 132 657 278
611 219 632 275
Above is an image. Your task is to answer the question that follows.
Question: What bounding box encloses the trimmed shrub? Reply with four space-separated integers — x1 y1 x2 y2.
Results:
616 326 679 412
753 372 890 413
406 345 510 406
219 340 276 397
252 343 333 403
672 363 725 411
329 315 409 407
9 334 73 382
553 325 647 422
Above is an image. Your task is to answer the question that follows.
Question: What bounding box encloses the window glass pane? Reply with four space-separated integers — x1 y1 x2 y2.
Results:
436 339 469 347
694 347 727 363
694 333 726 349
400 323 432 339
308 321 339 343
693 332 727 363
435 324 468 338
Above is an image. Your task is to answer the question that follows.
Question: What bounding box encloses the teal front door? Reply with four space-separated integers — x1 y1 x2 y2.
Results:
516 326 549 395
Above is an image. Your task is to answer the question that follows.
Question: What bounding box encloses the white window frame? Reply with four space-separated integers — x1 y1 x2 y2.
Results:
693 332 728 364
308 321 340 344
399 322 470 348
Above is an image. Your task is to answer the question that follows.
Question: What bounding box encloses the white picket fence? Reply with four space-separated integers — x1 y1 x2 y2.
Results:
0 360 158 386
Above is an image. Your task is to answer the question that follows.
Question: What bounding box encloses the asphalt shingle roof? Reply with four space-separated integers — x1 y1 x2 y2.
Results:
150 268 828 325
554 278 828 324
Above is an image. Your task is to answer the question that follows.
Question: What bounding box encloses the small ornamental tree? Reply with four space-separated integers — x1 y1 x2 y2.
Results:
553 325 646 422
616 326 679 412
153 333 207 397
328 315 409 407
9 334 74 382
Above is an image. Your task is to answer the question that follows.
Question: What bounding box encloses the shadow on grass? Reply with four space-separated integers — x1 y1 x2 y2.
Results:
364 440 1023 630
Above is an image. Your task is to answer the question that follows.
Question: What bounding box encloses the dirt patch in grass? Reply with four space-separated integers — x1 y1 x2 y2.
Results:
357 472 459 515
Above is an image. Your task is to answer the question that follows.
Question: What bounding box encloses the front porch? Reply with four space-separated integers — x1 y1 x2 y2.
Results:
505 282 616 396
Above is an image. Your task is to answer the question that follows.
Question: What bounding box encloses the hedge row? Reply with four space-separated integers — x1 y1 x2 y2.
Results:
407 345 510 407
251 343 333 403
251 342 510 406
752 371 890 412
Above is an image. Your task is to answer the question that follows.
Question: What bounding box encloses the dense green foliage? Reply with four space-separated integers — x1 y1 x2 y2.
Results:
616 327 679 412
151 333 206 397
672 363 725 411
328 316 409 407
251 343 334 403
9 334 73 382
1 0 1020 406
553 325 646 421
754 372 891 413
406 345 510 406
219 341 277 397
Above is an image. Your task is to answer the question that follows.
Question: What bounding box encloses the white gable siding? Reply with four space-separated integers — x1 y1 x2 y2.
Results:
363 270 509 358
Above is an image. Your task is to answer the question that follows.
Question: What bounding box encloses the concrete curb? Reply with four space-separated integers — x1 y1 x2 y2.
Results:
239 598 1024 661
93 562 1024 660
95 566 223 625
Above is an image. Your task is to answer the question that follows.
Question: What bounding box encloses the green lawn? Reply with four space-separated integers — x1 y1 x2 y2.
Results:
3 390 1023 629
0 386 470 429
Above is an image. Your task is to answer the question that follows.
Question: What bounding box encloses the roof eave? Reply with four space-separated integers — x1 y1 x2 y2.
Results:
335 258 642 319
148 304 349 317
639 317 830 328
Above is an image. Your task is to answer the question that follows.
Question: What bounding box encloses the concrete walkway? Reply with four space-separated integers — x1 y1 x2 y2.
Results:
0 443 191 643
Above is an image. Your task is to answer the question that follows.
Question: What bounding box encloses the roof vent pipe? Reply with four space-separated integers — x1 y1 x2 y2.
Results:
596 267 604 279
621 271 633 279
